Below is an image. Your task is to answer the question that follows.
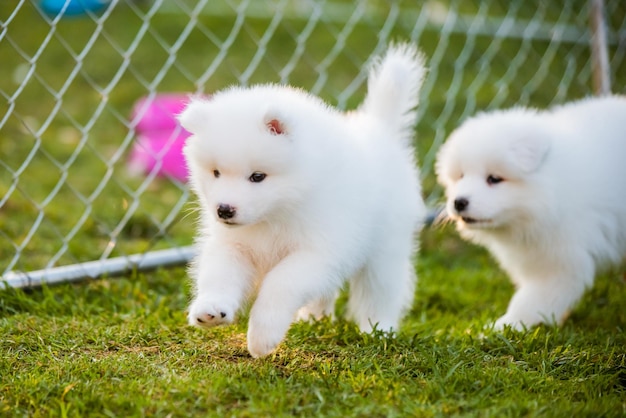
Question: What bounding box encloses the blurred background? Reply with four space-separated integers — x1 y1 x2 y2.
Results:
0 0 624 282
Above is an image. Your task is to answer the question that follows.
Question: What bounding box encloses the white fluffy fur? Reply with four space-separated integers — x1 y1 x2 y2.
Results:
179 44 427 357
436 96 626 330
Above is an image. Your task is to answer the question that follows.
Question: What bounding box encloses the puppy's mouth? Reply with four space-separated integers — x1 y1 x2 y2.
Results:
459 216 492 226
220 220 242 227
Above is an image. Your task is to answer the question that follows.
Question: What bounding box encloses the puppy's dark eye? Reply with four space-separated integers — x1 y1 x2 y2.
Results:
213 170 220 178
249 172 267 183
487 175 503 185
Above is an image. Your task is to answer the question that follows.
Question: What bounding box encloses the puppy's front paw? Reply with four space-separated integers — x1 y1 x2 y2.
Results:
493 308 560 331
188 294 237 328
493 315 526 331
493 312 545 331
246 322 284 358
246 308 293 358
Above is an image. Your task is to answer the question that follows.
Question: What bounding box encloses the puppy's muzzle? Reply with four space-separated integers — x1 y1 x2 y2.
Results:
217 203 236 220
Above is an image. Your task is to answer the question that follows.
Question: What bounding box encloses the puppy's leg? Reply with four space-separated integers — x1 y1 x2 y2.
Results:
246 251 342 358
493 274 589 330
348 256 416 333
188 238 253 328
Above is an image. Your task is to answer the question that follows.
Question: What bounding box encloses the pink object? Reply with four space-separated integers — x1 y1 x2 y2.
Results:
127 94 192 182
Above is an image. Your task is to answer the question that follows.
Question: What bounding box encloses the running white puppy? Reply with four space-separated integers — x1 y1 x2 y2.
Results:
179 44 427 357
436 96 626 330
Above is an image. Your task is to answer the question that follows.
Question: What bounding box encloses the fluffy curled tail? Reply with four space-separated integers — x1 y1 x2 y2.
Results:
360 43 427 143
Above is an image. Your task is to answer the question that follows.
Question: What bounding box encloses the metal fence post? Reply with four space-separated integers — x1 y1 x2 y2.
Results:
590 0 612 95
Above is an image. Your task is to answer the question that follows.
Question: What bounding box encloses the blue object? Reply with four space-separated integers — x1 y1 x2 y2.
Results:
40 0 108 17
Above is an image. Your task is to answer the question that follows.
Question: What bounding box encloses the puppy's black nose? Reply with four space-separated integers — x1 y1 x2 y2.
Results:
217 204 236 219
454 198 469 213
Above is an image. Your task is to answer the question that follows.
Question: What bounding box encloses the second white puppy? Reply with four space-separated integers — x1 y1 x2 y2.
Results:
436 96 626 330
179 44 427 357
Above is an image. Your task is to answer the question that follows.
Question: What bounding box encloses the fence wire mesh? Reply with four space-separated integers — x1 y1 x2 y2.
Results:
1 0 625 286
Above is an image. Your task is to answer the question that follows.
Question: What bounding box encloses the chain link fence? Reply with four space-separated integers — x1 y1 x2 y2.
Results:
1 0 624 287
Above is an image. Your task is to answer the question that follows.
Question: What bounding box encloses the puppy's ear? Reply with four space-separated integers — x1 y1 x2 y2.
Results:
178 97 211 134
511 136 549 172
266 118 286 135
263 110 288 136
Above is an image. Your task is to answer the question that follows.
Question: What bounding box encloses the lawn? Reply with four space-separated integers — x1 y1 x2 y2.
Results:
1 1 625 416
2 227 625 416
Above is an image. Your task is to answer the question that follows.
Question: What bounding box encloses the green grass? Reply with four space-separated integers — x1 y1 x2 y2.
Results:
1 1 626 416
1 227 625 417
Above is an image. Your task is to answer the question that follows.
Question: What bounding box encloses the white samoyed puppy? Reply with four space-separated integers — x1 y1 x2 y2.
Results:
178 44 427 357
436 96 626 330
